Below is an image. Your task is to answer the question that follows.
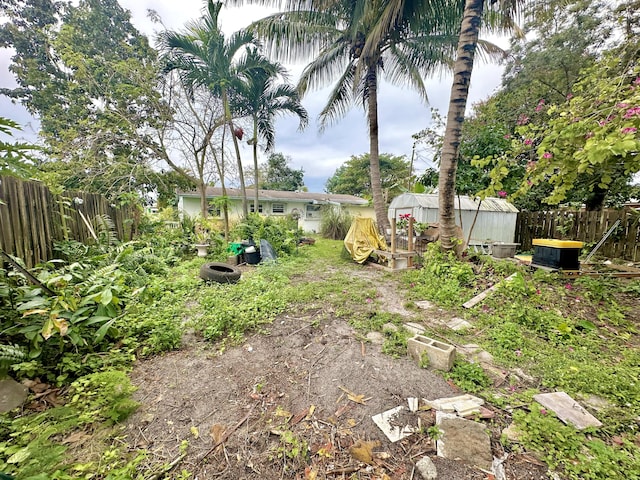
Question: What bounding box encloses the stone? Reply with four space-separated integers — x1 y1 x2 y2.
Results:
415 456 438 480
415 300 434 310
446 317 472 331
407 335 456 371
366 331 385 345
436 415 493 471
404 322 426 335
0 377 28 413
459 344 494 364
502 423 522 443
382 322 398 333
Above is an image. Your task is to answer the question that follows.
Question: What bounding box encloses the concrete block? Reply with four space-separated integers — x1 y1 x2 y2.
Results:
408 335 456 371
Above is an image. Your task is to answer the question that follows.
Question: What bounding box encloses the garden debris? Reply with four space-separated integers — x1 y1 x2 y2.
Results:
533 392 602 429
446 317 472 331
462 273 518 309
502 423 522 443
338 385 370 405
425 394 485 415
435 411 493 471
414 300 434 310
415 456 438 479
372 405 420 442
349 439 380 463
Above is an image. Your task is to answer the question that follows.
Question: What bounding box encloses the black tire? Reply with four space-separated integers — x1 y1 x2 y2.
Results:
199 262 242 284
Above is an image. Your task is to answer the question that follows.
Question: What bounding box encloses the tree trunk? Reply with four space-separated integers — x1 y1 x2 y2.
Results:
366 65 391 233
198 180 208 218
252 116 259 214
223 89 248 218
438 0 484 252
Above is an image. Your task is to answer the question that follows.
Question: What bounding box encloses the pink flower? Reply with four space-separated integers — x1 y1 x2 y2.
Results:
617 103 629 108
517 114 529 125
568 346 574 352
527 160 536 170
515 349 522 357
565 283 573 290
543 152 553 159
634 77 640 85
498 190 507 198
540 408 548 415
535 99 545 112
504 134 511 139
585 132 595 139
623 107 640 118
523 138 533 146
536 289 541 294
566 93 574 100
366 297 372 303
527 180 533 186
621 127 637 134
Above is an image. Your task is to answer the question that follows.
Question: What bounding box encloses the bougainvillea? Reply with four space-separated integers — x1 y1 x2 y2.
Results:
474 55 640 205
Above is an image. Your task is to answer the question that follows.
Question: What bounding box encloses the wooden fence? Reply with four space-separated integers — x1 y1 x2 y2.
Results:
0 176 139 268
515 209 640 262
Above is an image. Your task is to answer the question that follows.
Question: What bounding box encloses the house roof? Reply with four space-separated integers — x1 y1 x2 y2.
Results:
177 187 370 206
389 193 519 213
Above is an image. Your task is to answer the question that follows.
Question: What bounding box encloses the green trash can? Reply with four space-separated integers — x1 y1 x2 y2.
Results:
228 242 245 256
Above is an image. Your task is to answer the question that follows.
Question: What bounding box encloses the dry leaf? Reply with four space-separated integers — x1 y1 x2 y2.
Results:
61 431 90 445
190 426 199 438
291 407 310 425
316 442 333 458
304 467 318 480
346 418 356 427
349 439 380 464
210 424 226 444
338 386 370 405
307 405 316 418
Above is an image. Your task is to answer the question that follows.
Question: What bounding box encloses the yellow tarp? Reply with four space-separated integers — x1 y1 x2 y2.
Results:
344 217 387 264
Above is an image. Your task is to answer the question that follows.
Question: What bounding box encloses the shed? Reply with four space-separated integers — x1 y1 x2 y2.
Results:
388 193 519 244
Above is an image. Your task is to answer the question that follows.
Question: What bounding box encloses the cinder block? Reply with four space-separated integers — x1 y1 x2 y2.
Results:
408 335 456 371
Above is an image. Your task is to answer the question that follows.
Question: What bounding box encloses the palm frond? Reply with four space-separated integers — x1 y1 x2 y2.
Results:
297 40 351 96
318 62 358 130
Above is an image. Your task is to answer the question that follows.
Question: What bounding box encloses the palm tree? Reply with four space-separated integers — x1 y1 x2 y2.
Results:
231 51 309 212
159 0 279 218
227 0 495 233
435 0 523 251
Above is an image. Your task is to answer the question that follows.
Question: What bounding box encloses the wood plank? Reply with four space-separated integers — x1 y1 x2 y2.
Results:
463 273 518 309
534 392 602 430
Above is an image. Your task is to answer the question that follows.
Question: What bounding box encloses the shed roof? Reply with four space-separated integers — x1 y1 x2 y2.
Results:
177 187 370 206
389 193 518 213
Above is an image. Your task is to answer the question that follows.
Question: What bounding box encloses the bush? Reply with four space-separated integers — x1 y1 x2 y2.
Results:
320 206 353 240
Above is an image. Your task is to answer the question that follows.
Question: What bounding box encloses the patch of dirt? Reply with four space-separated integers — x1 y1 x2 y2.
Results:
126 263 550 479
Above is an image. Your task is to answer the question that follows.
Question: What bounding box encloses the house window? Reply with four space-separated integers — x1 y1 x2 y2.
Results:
272 203 285 214
306 204 321 218
250 203 263 213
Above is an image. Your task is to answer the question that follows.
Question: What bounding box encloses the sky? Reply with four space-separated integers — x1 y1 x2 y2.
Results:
0 0 510 193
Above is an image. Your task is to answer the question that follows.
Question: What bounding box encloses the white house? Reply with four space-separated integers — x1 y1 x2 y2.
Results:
177 187 374 233
388 193 519 244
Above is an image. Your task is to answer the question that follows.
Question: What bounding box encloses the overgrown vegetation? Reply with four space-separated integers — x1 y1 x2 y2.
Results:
403 242 640 479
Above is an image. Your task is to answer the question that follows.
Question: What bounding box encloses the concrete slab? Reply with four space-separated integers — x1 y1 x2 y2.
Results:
446 317 472 331
436 414 493 471
426 394 485 414
372 405 419 442
534 391 602 429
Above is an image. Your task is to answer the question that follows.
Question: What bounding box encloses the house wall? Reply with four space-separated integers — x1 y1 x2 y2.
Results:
178 195 374 233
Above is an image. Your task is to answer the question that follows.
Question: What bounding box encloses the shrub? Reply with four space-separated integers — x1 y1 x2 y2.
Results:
320 206 353 239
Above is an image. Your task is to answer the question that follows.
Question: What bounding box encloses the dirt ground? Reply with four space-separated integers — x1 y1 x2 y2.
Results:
126 262 551 480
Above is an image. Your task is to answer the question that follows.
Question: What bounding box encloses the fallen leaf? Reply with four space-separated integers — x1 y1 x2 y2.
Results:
190 426 199 439
338 386 370 405
61 431 90 445
316 442 333 458
304 467 318 480
291 407 310 425
210 424 226 444
349 439 380 464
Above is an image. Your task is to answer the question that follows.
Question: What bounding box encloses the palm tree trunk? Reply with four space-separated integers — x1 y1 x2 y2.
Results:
223 89 248 218
438 0 484 252
366 65 391 234
252 116 259 214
